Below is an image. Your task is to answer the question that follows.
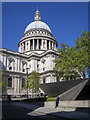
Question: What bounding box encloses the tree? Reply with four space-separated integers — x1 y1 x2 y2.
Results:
53 30 89 80
53 44 81 80
75 29 90 78
24 71 40 93
0 71 8 95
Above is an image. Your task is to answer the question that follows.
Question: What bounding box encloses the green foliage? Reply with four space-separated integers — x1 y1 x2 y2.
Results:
46 97 56 101
22 97 56 102
75 29 90 77
0 71 7 92
53 29 89 80
24 71 40 93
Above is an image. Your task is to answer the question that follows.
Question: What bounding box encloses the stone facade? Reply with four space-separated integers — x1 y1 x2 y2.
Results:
0 7 58 96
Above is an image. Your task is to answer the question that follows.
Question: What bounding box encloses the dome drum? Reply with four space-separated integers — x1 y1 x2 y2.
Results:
18 38 57 54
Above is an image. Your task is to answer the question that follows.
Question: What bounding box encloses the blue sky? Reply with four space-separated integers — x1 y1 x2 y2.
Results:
2 2 88 51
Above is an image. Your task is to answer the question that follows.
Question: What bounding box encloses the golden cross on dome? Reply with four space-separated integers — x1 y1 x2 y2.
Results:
37 4 38 11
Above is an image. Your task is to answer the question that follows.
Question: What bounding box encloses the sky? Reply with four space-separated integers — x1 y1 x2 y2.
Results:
2 2 88 51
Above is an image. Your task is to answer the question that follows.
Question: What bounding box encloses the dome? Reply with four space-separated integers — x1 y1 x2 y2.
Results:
24 6 51 33
25 21 51 33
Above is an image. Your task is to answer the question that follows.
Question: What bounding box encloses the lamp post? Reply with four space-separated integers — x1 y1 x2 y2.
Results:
26 67 29 99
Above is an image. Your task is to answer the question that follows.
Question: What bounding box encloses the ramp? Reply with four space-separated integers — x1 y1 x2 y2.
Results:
59 80 88 100
39 79 88 97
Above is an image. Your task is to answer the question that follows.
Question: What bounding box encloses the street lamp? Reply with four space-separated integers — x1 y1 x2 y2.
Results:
26 67 29 99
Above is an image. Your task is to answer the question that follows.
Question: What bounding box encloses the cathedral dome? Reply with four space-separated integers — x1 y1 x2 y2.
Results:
24 6 51 33
25 21 51 33
18 6 58 55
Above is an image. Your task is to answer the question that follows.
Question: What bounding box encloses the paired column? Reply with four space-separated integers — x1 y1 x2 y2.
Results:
46 40 47 50
42 39 43 50
37 39 39 50
33 39 34 50
52 42 54 49
55 44 57 50
25 42 27 51
29 40 31 50
49 41 51 49
20 44 22 52
22 43 24 52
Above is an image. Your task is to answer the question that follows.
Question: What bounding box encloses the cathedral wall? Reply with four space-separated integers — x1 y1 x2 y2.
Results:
1 47 58 96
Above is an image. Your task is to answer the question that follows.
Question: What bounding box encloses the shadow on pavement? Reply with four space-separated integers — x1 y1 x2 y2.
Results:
2 101 89 120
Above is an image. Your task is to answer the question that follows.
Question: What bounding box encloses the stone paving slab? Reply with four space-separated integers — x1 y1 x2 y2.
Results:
12 102 89 119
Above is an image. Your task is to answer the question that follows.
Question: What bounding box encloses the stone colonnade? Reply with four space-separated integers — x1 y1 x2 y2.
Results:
19 39 57 52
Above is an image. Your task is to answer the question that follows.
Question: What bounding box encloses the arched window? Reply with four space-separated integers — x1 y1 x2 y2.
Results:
8 77 12 87
43 77 46 84
8 59 13 70
22 79 25 88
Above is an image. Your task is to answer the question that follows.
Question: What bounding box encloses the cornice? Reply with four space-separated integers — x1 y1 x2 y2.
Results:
1 47 59 59
0 47 28 58
19 34 57 45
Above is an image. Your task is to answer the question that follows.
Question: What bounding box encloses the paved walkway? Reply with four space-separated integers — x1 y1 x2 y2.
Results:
11 102 89 119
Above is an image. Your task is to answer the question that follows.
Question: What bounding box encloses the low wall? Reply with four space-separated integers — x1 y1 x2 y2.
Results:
44 100 89 108
58 100 89 108
44 101 55 108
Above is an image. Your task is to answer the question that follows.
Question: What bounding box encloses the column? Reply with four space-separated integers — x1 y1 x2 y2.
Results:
19 45 20 52
12 76 14 89
49 41 51 49
52 42 54 49
46 40 47 50
3 56 5 66
14 77 17 94
15 77 19 94
6 56 7 70
55 44 57 51
17 77 20 94
13 60 15 71
42 39 43 49
27 41 29 51
25 41 27 51
37 39 39 50
21 61 22 72
29 40 30 50
20 45 21 52
33 39 34 50
54 43 55 50
19 59 21 71
17 59 18 71
7 58 9 70
21 43 23 52
18 59 20 71
16 77 18 93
